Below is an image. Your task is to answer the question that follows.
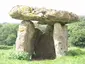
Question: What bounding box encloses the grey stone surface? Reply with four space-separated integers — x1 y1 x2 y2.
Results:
33 25 56 59
9 5 79 25
16 21 35 55
53 23 68 57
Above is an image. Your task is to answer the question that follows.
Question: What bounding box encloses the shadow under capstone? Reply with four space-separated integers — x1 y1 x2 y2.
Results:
32 25 56 60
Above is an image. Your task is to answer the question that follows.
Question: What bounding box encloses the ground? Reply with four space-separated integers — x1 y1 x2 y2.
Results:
0 45 85 64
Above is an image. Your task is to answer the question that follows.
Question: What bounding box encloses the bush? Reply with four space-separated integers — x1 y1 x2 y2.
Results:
9 51 32 60
66 48 85 56
5 34 16 45
68 21 85 47
0 23 18 46
0 45 13 49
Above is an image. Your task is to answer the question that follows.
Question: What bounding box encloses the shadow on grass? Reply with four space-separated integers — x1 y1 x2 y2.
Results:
0 45 13 50
66 48 85 56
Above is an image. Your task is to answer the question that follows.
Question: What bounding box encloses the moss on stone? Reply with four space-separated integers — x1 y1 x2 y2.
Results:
9 5 79 25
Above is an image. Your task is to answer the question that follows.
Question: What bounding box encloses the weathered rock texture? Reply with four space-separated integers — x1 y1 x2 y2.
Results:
9 5 79 59
33 25 55 59
16 21 35 55
9 5 79 25
53 23 68 57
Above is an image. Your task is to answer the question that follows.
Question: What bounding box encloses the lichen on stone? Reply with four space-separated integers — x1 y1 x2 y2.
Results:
9 5 79 25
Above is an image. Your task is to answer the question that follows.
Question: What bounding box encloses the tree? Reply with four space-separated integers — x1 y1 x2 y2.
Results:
0 23 18 45
68 21 85 47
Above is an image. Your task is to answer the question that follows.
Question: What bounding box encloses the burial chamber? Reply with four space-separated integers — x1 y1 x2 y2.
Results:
9 5 79 59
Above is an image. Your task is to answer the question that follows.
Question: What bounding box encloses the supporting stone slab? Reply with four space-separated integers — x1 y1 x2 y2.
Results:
33 25 56 59
63 25 68 52
53 23 68 57
15 21 35 55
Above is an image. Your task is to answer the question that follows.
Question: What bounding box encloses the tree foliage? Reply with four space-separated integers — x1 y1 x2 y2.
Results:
0 23 18 46
0 20 85 47
68 21 85 47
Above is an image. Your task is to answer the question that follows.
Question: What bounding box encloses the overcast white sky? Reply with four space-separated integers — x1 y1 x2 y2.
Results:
0 0 85 23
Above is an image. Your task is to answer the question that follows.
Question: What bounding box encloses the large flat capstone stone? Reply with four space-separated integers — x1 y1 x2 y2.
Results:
9 5 79 25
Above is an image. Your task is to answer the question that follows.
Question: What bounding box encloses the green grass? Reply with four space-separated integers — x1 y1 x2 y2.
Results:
0 45 85 64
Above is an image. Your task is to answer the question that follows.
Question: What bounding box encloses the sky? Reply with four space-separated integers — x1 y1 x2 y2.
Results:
0 0 85 23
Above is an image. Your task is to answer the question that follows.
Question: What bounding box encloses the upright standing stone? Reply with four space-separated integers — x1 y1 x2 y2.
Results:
16 21 35 55
62 25 68 52
33 25 55 59
53 23 68 57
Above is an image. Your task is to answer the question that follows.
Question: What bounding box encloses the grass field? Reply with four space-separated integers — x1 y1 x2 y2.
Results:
0 45 85 64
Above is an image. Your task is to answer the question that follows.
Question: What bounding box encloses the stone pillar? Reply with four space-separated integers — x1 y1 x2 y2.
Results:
16 21 35 55
63 25 68 52
53 23 68 57
33 25 56 59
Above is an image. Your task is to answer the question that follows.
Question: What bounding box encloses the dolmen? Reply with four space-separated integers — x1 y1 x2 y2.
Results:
9 5 79 59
